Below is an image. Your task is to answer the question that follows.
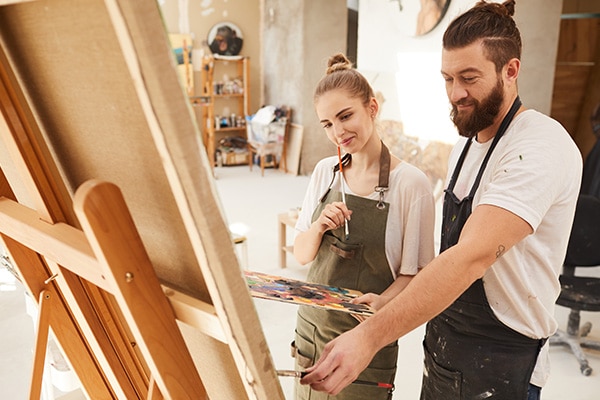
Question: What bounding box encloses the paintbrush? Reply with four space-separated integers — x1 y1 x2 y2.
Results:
337 146 350 240
276 370 394 390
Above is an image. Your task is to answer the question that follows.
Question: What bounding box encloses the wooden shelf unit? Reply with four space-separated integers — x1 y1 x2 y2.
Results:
192 56 250 166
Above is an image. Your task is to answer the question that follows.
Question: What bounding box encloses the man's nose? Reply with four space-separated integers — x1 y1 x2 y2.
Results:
448 82 468 103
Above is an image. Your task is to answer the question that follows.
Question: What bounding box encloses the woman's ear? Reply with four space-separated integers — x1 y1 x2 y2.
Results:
369 97 379 119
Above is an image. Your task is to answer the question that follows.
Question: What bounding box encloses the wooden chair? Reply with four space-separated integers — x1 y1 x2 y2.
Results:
247 107 291 176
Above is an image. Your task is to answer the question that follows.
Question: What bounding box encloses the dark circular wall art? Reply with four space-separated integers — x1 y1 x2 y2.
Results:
415 0 451 36
207 22 244 56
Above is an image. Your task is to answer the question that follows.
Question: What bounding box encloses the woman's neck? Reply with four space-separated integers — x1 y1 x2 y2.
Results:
348 135 382 173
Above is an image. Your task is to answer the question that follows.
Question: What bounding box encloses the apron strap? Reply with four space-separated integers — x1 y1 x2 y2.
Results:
319 153 352 203
374 142 391 209
446 138 473 193
319 142 392 209
446 96 522 197
467 96 522 197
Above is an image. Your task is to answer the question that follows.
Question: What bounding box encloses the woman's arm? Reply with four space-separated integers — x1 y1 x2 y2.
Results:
293 201 352 265
353 274 414 311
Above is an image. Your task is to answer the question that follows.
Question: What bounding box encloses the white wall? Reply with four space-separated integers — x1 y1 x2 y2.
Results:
158 0 564 173
357 0 563 146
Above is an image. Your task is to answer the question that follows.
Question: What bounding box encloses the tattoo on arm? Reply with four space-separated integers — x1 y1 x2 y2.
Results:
496 245 506 258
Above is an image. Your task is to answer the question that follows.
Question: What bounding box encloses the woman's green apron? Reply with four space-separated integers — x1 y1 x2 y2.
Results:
293 144 397 400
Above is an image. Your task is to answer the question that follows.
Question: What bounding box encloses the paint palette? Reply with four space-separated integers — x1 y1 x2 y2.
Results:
244 270 375 316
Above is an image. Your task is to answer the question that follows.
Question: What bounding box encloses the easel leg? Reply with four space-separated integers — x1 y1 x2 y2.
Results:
29 289 52 400
74 180 205 399
147 374 162 400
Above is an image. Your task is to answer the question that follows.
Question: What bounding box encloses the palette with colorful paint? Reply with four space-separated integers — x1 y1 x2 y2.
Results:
244 270 375 316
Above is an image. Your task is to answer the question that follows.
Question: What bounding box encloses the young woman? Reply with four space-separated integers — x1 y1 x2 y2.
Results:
291 53 435 400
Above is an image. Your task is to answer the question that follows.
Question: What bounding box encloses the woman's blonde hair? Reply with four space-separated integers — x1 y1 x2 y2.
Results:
313 53 374 108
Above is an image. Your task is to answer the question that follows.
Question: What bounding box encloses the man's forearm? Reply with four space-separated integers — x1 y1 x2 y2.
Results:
357 245 486 350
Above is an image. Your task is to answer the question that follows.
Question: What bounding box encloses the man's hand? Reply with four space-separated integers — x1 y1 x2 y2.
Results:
299 326 378 395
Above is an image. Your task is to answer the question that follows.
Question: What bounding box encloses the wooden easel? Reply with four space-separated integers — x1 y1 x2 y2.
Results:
1 181 210 399
0 0 284 399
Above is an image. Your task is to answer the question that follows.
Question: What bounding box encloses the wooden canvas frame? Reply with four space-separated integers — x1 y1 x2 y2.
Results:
0 0 284 399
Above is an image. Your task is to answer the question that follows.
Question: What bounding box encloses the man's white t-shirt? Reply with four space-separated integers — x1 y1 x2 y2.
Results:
445 109 583 386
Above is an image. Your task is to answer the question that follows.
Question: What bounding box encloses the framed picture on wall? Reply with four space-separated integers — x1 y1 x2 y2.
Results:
395 0 451 36
416 0 451 35
207 22 244 56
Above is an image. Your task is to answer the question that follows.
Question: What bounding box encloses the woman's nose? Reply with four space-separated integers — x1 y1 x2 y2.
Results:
332 122 345 137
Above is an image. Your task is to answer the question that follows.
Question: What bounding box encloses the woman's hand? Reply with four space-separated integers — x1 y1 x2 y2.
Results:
313 201 352 233
353 292 389 311
350 293 391 323
352 274 415 317
350 293 391 322
293 202 352 265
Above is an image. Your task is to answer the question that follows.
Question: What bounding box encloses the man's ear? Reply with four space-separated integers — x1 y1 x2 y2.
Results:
505 57 520 83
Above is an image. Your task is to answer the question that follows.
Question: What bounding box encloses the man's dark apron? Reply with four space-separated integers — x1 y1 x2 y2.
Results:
293 143 397 400
421 98 546 400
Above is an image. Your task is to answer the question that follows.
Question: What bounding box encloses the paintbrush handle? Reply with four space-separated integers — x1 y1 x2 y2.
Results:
277 370 393 390
339 172 349 240
276 370 304 378
352 379 394 389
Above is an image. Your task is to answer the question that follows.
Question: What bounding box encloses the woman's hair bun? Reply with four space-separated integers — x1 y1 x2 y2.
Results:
326 53 353 75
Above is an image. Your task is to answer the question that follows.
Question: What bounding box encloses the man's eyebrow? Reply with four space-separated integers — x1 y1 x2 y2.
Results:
441 67 483 76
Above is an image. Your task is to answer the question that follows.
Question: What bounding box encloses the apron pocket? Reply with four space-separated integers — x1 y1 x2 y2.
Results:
326 234 362 257
421 341 462 400
311 234 364 289
294 314 317 400
294 313 317 368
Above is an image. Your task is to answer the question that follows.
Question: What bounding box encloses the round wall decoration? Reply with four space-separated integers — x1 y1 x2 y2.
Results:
207 22 244 56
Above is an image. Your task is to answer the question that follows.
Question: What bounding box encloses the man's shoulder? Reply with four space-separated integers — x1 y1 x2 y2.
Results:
509 109 576 147
515 109 564 131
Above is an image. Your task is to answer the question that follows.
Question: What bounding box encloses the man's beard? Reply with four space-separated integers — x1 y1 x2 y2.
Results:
450 79 504 138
